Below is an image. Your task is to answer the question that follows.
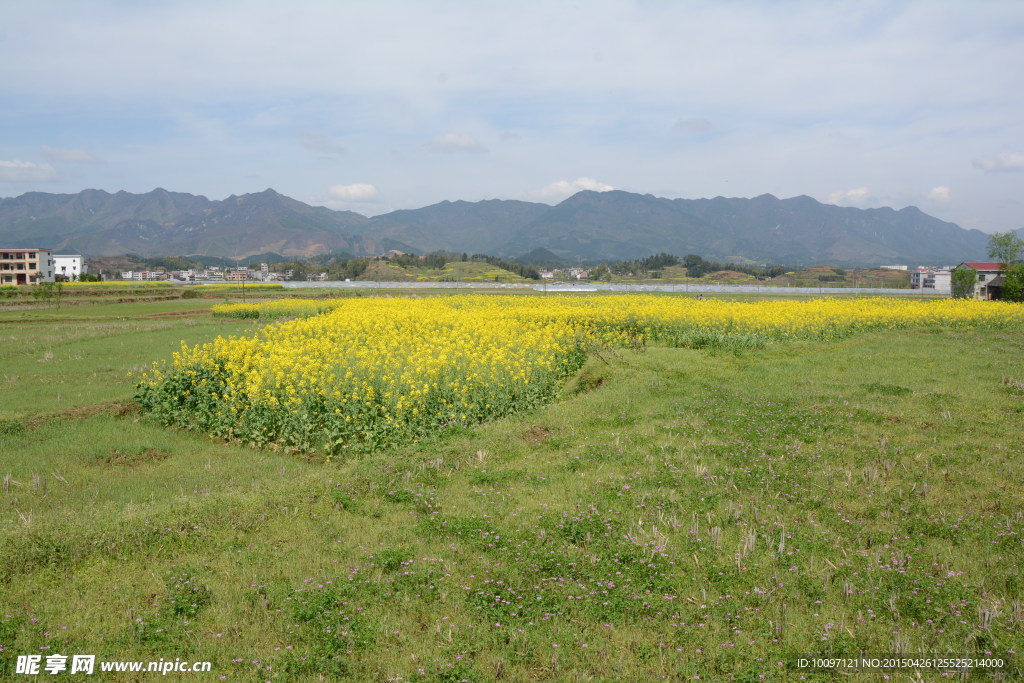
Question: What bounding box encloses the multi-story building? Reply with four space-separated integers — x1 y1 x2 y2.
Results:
909 267 952 292
53 254 86 281
958 261 1005 300
0 248 55 285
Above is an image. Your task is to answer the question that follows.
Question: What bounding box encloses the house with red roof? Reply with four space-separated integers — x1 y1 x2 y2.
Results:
957 261 1006 300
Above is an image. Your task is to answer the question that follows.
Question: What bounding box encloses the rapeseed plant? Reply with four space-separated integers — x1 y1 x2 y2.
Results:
139 296 1024 452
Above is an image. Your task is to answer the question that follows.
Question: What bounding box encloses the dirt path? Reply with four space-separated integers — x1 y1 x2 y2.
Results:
0 308 212 324
6 401 139 431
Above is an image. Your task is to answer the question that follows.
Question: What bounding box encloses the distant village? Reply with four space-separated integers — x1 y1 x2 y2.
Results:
0 248 1014 300
123 263 593 284
117 262 305 283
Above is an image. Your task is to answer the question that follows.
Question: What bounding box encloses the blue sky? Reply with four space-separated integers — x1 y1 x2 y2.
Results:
2 0 1022 232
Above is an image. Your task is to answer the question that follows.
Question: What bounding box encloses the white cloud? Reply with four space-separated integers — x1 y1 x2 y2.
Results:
927 185 952 203
42 146 100 163
0 160 57 182
328 183 378 201
826 186 873 207
427 133 486 154
674 118 713 134
2 2 1024 231
973 152 1024 173
299 131 346 157
535 177 614 200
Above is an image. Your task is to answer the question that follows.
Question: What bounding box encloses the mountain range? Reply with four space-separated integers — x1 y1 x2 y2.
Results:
0 187 1007 266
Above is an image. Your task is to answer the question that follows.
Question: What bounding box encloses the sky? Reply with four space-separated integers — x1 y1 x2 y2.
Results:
1 0 1022 232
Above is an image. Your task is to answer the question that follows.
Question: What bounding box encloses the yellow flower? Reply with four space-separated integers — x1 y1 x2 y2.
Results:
137 294 1024 451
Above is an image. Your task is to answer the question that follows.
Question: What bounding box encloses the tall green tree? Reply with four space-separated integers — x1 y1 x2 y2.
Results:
1004 264 1024 302
988 231 1024 264
951 264 976 299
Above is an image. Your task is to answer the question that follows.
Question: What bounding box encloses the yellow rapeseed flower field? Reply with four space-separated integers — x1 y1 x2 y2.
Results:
137 295 1024 452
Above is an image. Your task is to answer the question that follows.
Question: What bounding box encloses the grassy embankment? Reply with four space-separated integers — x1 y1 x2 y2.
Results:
356 260 533 283
1 294 1022 681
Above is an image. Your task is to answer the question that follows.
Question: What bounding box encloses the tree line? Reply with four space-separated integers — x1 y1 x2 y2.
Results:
108 250 795 283
130 251 541 281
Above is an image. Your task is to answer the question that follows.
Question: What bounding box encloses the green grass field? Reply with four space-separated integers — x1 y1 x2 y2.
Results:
1 296 1022 681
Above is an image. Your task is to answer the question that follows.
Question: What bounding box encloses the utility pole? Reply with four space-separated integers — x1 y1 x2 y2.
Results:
236 259 246 302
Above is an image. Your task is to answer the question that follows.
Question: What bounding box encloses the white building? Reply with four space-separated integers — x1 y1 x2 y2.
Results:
53 254 86 281
909 267 951 293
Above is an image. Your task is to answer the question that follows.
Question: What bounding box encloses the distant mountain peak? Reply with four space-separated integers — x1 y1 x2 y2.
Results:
0 187 991 265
